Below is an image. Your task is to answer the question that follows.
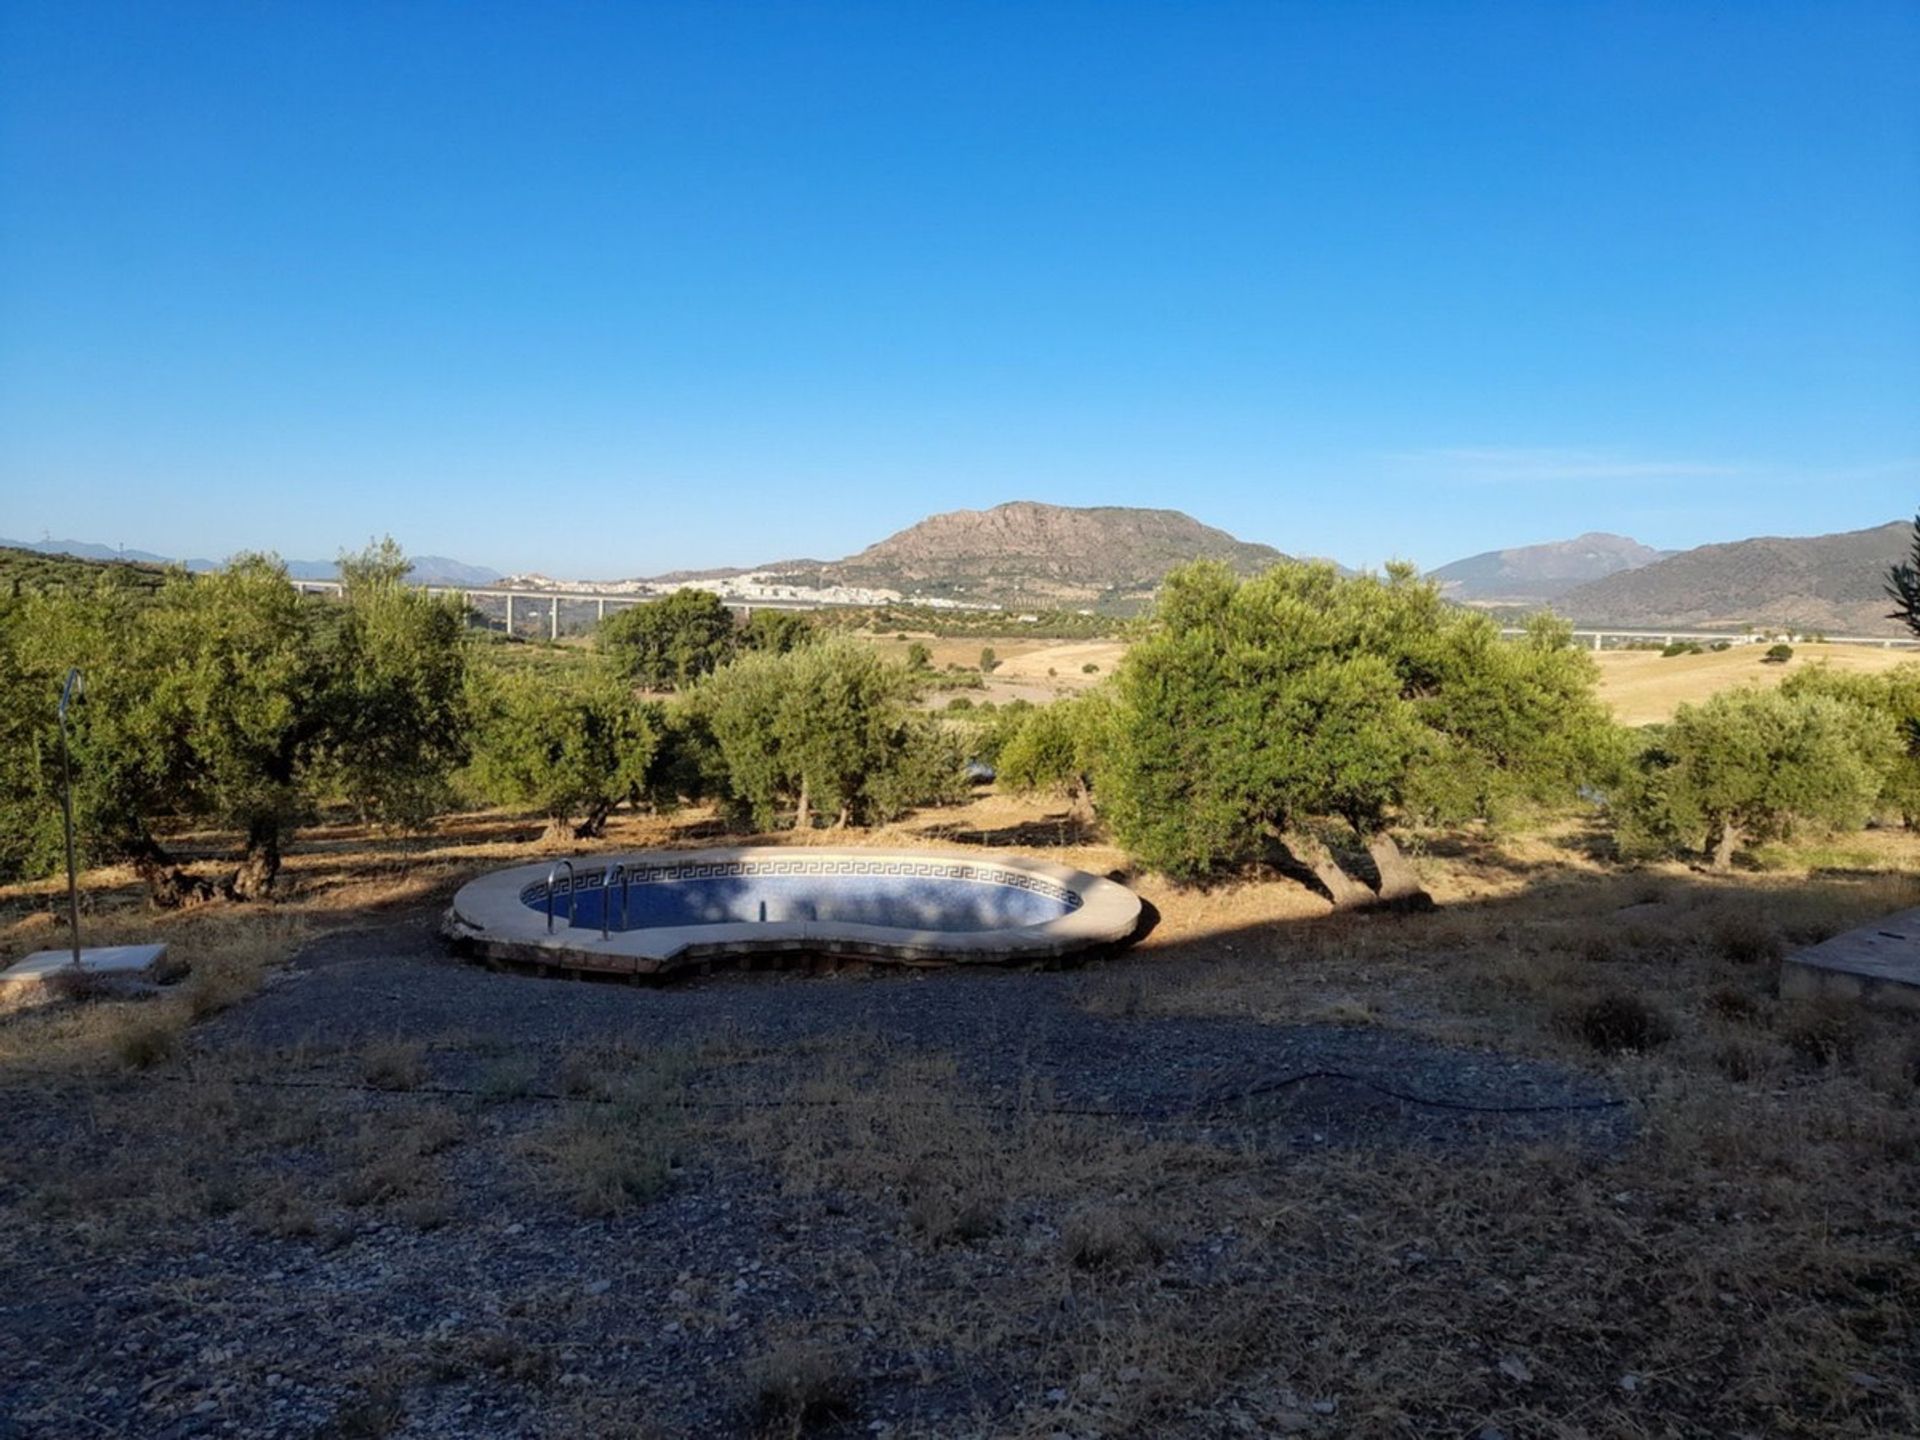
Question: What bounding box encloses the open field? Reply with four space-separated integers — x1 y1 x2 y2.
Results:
864 633 1128 705
2 794 1917 1437
1592 642 1917 726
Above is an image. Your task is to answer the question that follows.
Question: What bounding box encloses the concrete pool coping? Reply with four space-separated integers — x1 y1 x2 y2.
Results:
442 847 1144 975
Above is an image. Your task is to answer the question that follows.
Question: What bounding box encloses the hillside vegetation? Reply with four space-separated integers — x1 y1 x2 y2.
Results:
766 501 1290 612
1559 520 1908 635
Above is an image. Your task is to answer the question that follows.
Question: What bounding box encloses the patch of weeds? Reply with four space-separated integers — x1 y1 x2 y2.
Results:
1705 984 1765 1024
322 1369 404 1438
243 1175 320 1238
359 1040 425 1092
1567 932 1622 965
747 1339 857 1437
460 1331 556 1387
1711 1037 1777 1083
1778 1000 1862 1068
182 956 264 1020
477 1058 540 1103
1061 1206 1169 1270
1558 989 1675 1055
906 1188 1000 1246
1712 916 1784 966
532 1070 685 1217
111 1008 184 1069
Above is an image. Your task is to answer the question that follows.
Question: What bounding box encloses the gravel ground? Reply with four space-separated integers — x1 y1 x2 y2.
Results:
0 910 1630 1439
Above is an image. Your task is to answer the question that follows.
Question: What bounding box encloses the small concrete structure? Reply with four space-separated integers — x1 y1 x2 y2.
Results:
0 943 174 1011
444 848 1142 975
1781 908 1920 1012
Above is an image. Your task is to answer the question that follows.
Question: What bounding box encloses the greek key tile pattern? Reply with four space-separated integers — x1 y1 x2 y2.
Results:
521 856 1083 912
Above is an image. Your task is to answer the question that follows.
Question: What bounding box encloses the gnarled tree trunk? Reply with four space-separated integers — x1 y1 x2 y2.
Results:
1364 830 1435 912
227 819 282 901
1708 820 1743 871
793 780 811 833
1281 829 1376 911
129 837 218 909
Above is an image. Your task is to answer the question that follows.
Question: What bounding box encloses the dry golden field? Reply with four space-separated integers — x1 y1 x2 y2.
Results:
1592 642 1917 726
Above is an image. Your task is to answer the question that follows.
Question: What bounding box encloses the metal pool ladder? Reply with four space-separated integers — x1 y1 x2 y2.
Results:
545 859 576 933
601 862 628 939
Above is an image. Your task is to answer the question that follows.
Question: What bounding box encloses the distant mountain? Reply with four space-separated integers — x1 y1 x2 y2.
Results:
1557 520 1909 635
761 501 1292 611
0 538 500 588
1431 532 1669 602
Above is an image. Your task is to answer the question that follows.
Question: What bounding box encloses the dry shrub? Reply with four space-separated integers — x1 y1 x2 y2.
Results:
530 1066 685 1217
1778 999 1864 1067
1061 1206 1169 1270
906 1187 1001 1245
1710 1036 1779 1084
1705 984 1765 1024
1711 914 1784 966
747 1339 857 1437
1558 989 1674 1054
462 1331 556 1387
110 1007 185 1069
1566 931 1621 965
359 1040 425 1091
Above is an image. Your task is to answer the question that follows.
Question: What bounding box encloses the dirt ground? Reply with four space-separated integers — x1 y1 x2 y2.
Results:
2 795 1917 1437
867 634 1127 706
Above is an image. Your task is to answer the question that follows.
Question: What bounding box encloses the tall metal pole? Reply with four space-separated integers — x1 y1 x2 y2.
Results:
56 668 83 974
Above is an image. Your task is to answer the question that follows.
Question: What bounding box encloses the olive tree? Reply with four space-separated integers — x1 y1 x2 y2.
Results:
1099 561 1616 905
1781 662 1920 824
996 693 1110 819
466 666 658 839
599 589 737 690
1615 687 1898 867
1 543 474 902
693 638 961 830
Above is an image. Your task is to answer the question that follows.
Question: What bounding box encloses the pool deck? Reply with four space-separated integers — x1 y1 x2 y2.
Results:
443 847 1144 974
1781 906 1920 1012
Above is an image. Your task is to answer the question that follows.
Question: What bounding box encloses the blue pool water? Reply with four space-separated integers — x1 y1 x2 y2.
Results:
525 862 1078 934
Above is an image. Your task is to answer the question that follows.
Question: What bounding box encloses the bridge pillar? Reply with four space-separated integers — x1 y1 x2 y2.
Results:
550 595 559 641
596 597 606 622
505 593 513 635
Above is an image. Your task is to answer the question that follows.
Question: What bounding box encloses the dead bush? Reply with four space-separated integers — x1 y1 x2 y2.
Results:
110 1008 184 1069
359 1040 425 1092
1712 915 1784 966
1558 989 1674 1055
1778 1000 1863 1067
747 1339 857 1437
1062 1206 1169 1270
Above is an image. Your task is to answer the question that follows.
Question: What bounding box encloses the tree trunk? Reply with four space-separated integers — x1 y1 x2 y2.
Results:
1281 830 1375 911
1709 821 1743 871
571 798 611 840
834 803 852 829
794 780 811 833
1364 830 1435 912
129 837 217 909
227 819 281 901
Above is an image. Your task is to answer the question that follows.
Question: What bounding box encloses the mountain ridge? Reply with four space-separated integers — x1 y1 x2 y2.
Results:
1555 520 1908 636
1432 531 1671 602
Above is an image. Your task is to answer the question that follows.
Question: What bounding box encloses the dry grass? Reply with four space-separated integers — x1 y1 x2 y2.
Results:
2 795 1916 1433
1593 641 1914 726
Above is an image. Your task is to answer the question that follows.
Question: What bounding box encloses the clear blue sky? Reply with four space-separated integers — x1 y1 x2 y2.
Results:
3 2 1916 579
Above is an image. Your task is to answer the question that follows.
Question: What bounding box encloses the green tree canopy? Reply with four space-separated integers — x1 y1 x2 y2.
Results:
692 637 960 830
1616 687 1899 868
466 666 658 839
1098 561 1616 903
599 589 737 690
1779 662 1920 826
0 542 472 902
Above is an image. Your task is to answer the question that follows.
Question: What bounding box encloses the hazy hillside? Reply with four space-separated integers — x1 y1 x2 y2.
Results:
766 501 1290 611
1557 520 1908 635
1432 532 1668 602
0 543 172 596
0 538 500 588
